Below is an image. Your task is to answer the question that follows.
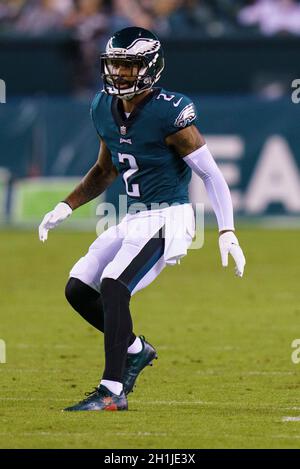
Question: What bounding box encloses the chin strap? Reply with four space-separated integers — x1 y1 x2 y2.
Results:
120 93 136 101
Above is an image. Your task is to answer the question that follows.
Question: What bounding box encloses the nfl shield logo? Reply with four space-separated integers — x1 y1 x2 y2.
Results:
120 126 127 135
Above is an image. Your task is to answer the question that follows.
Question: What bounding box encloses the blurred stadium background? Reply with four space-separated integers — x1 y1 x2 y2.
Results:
1 0 300 450
0 0 300 227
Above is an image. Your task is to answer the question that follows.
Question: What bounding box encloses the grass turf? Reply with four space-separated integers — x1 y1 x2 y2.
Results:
0 228 300 449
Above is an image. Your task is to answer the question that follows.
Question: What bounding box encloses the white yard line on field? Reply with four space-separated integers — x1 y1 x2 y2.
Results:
1 368 295 377
246 371 294 376
128 400 275 408
15 344 73 349
0 369 75 373
0 397 209 404
115 432 168 437
282 416 300 422
0 397 71 401
1 397 300 414
0 432 90 437
128 400 300 412
196 370 295 376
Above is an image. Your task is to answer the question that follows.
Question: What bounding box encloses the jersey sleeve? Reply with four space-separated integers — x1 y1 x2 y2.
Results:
162 93 198 137
90 91 103 138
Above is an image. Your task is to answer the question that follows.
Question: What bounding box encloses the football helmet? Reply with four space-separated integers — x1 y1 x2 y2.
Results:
101 27 164 100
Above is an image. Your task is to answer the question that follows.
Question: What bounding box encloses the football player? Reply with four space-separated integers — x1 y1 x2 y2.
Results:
39 27 246 411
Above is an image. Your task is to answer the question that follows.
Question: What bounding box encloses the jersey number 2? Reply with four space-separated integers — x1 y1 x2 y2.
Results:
118 153 140 197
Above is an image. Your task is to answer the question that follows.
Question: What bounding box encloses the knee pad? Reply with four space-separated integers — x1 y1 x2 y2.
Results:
65 277 98 308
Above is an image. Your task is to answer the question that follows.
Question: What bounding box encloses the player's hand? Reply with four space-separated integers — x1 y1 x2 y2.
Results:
219 231 246 277
39 202 72 242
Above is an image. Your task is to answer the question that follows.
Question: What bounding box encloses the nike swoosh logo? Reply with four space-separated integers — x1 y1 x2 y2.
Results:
173 97 183 107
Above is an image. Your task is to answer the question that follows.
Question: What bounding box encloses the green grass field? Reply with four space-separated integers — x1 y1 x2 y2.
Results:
1 228 300 449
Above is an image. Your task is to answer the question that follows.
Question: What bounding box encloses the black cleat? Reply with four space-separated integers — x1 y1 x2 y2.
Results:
63 385 128 412
123 335 158 395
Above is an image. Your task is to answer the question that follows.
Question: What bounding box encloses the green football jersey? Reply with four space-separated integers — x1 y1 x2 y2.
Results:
90 87 198 209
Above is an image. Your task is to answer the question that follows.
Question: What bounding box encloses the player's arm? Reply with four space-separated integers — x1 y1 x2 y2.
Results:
166 125 246 277
64 139 117 210
39 139 118 242
165 124 206 155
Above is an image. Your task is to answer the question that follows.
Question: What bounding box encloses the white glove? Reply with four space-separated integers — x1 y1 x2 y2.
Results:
219 231 246 277
39 202 72 242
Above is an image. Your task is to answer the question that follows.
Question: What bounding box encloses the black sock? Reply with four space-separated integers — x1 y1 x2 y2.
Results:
65 277 136 346
100 278 133 383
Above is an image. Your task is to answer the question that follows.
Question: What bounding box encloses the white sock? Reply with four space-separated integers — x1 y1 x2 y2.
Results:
127 336 143 354
100 379 123 395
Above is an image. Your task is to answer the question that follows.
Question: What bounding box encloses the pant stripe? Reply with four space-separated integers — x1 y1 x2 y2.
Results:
118 226 165 293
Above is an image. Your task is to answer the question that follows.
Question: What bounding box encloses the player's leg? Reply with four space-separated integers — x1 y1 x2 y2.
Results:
65 278 105 332
100 277 132 391
99 220 166 396
64 217 166 411
65 225 136 343
120 254 166 394
63 225 134 412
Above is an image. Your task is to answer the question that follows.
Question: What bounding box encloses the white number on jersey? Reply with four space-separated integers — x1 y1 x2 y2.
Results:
156 92 175 101
118 153 140 197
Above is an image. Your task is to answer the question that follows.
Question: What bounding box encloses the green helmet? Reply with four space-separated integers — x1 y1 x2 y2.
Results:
101 27 165 100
